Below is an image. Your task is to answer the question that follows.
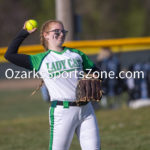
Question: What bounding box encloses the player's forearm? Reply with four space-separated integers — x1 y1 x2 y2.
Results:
5 29 29 57
91 65 101 72
4 29 32 70
91 65 103 80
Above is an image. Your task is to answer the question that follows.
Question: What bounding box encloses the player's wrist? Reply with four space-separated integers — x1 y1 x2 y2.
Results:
17 29 30 39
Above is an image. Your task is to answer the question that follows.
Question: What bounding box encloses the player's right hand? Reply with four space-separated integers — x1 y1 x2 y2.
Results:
23 21 37 34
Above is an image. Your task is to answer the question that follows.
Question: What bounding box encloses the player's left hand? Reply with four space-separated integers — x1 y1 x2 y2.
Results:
76 74 103 102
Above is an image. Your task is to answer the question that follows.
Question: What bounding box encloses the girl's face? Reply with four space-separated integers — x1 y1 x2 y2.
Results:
44 23 67 48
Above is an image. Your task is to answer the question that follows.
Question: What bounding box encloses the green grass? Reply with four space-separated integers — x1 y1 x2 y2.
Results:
0 89 150 150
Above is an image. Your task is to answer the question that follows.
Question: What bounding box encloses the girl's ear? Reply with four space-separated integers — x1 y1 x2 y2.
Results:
43 32 49 40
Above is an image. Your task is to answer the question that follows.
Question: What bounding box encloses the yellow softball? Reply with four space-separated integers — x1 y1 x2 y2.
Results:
25 19 38 31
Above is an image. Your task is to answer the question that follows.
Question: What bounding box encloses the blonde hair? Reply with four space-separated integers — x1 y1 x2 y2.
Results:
31 79 44 96
40 20 64 51
32 20 64 96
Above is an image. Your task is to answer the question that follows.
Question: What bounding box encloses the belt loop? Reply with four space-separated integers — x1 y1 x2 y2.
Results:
63 101 69 108
51 101 57 108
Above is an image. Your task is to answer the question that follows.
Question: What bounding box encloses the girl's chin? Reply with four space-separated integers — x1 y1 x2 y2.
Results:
56 41 64 46
58 40 64 44
58 38 64 41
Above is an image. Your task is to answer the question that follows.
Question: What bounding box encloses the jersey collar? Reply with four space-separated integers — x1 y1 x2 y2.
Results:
48 47 67 54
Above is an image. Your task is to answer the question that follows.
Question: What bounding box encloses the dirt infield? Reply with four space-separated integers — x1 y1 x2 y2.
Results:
0 79 41 90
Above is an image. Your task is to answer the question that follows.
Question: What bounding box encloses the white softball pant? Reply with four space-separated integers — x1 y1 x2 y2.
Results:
49 102 100 150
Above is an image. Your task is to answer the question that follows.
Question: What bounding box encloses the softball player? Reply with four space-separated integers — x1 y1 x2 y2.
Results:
5 20 100 150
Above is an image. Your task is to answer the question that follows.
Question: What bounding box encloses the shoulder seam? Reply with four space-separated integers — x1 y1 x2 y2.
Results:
37 51 50 71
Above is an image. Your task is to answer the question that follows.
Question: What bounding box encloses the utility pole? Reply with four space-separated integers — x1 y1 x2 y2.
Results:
55 0 74 41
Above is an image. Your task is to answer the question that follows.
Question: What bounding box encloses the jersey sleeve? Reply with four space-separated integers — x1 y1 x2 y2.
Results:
79 51 95 71
29 51 50 71
69 48 95 72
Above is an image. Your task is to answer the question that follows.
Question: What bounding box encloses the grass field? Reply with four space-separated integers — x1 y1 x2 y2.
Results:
0 89 150 150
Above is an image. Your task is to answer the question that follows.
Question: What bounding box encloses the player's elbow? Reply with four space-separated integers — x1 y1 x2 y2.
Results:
4 49 12 61
4 51 9 60
4 52 8 59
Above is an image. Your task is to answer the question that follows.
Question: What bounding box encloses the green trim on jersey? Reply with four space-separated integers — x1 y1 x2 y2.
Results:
49 107 55 150
68 47 94 71
48 47 67 55
29 51 50 71
29 47 94 72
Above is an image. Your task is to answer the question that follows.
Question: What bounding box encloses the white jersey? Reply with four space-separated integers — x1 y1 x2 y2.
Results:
29 47 94 102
